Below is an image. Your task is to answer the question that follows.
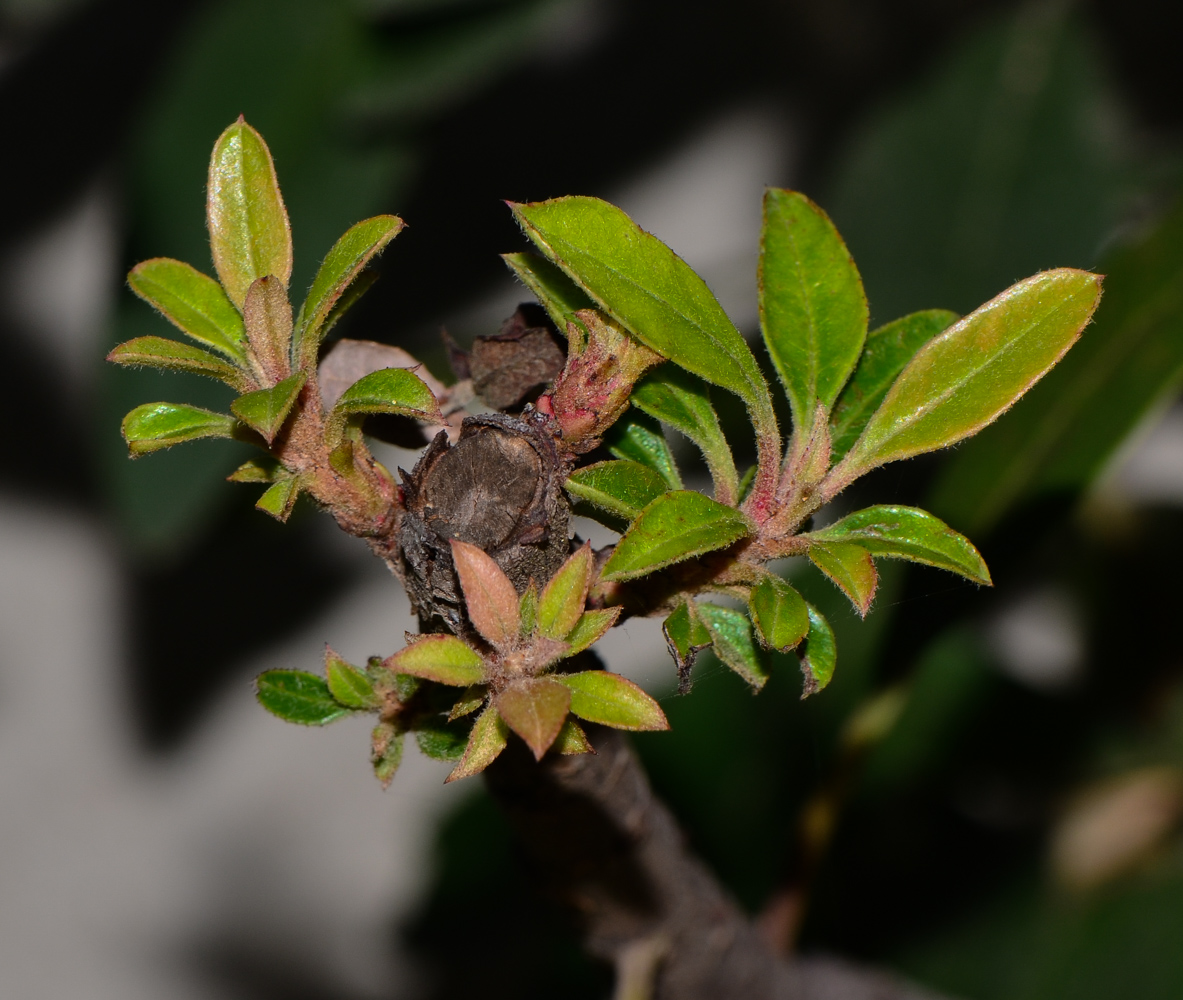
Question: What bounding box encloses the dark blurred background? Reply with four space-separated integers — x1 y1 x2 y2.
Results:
2 0 1183 997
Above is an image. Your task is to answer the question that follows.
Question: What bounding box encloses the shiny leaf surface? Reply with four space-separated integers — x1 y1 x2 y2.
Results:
255 475 300 522
800 604 837 696
107 336 247 389
808 541 878 616
256 670 350 725
128 258 247 361
604 414 682 489
333 367 443 424
565 460 668 521
502 251 594 336
749 575 810 652
556 670 668 731
697 604 769 690
121 402 237 456
231 371 306 443
663 599 712 688
601 491 753 582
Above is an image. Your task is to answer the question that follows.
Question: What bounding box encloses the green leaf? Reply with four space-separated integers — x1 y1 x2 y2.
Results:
563 607 621 656
554 718 594 755
518 582 538 639
662 599 712 692
207 117 292 308
448 685 487 721
502 251 594 336
416 724 469 762
799 604 837 697
697 604 769 690
604 414 682 490
242 275 293 384
296 215 405 364
255 476 301 522
832 269 1103 483
494 677 571 760
121 402 238 456
331 367 443 429
255 670 351 726
227 457 283 483
565 461 668 521
759 188 869 435
450 540 520 649
537 544 592 640
555 670 669 731
325 648 378 709
231 371 306 443
107 336 248 389
371 723 404 788
928 202 1183 533
128 258 247 361
601 491 752 582
806 505 990 584
748 575 810 652
446 705 509 782
807 541 878 616
829 310 959 462
385 635 485 686
510 197 778 447
631 366 739 505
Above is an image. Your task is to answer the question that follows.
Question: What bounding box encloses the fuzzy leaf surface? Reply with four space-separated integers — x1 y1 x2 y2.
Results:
242 275 293 383
749 575 810 652
495 677 571 760
128 258 246 361
371 723 404 787
511 197 775 432
416 725 469 762
808 541 878 616
601 491 752 582
697 604 769 689
800 604 837 696
554 718 594 755
231 371 306 443
122 402 237 456
255 476 300 521
386 634 485 686
537 544 592 640
830 310 959 462
663 600 712 671
256 670 350 725
556 671 668 731
326 649 378 709
807 505 990 584
565 461 668 520
446 705 509 782
759 188 868 432
502 251 594 335
631 366 739 504
297 215 404 362
450 540 520 648
207 118 292 307
604 415 682 490
836 269 1102 480
333 367 443 423
107 336 247 388
228 457 283 483
564 608 621 656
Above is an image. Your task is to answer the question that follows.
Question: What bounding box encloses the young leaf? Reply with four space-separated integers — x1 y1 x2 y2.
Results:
555 670 669 731
332 367 444 427
446 705 509 782
242 275 293 384
518 582 538 639
537 544 593 640
697 604 770 690
325 648 379 709
554 718 595 755
450 540 521 648
207 117 292 308
227 457 283 483
829 310 959 462
563 607 622 656
371 723 404 788
255 670 351 725
600 491 753 582
502 251 594 336
565 461 668 521
121 402 237 456
604 414 682 490
832 269 1103 484
107 336 248 389
128 258 247 361
296 215 405 363
663 599 712 691
800 604 837 697
759 188 868 435
807 541 878 616
631 366 739 505
385 634 485 686
510 197 779 450
749 575 810 652
256 475 301 522
448 685 487 721
416 724 469 762
806 505 990 584
231 371 306 443
495 677 571 760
